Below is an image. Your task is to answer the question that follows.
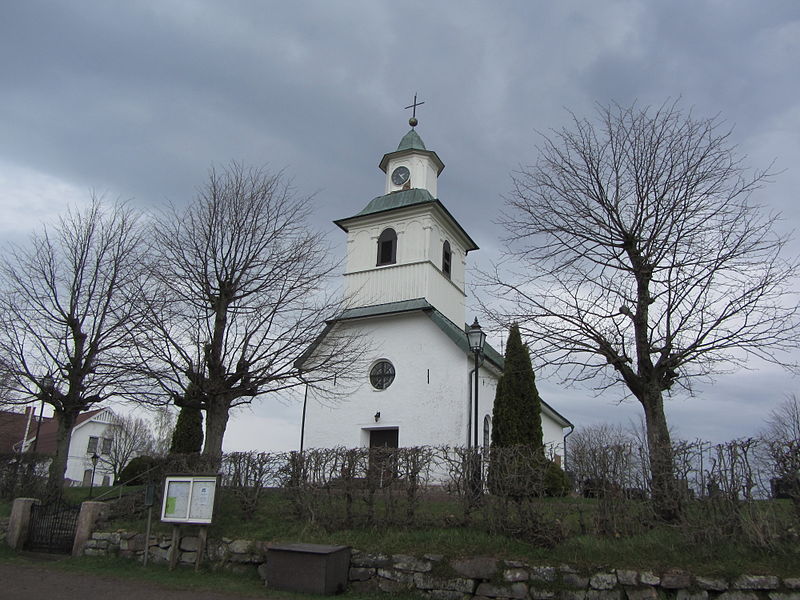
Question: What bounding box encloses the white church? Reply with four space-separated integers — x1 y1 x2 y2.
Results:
300 116 572 465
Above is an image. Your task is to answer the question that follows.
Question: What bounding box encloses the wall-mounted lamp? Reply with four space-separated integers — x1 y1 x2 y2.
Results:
374 411 381 422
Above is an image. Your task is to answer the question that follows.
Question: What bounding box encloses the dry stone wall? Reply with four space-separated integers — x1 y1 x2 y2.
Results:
81 530 800 600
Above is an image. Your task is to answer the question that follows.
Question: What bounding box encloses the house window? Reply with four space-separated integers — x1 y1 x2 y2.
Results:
87 436 99 454
370 360 395 390
102 475 110 486
101 437 112 455
82 469 92 487
377 228 397 266
442 240 452 278
483 415 491 449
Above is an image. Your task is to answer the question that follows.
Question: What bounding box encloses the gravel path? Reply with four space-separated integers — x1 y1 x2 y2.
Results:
0 562 270 600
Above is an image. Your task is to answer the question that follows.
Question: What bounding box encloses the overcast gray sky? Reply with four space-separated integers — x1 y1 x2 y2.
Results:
2 1 799 451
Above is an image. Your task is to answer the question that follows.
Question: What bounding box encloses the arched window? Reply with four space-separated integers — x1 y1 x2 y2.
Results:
483 415 491 449
442 240 452 278
377 228 397 266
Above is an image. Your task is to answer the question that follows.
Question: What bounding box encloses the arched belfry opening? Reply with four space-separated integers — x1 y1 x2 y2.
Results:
377 228 397 266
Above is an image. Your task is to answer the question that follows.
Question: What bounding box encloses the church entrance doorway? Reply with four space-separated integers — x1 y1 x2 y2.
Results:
368 428 398 487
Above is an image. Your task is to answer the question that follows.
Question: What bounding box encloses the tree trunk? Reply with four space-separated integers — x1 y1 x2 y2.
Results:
640 390 682 522
202 399 230 460
46 410 78 500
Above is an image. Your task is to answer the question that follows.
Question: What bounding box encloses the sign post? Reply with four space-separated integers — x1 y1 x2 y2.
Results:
161 475 219 570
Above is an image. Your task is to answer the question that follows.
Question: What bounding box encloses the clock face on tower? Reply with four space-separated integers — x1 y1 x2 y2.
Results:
391 166 410 186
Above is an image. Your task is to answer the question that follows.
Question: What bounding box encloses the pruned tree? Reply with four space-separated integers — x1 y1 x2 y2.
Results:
491 323 544 452
484 100 800 521
132 164 363 458
100 413 155 483
0 199 144 497
169 406 203 454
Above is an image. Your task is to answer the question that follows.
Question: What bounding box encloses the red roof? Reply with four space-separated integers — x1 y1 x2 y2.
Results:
0 408 39 454
0 407 105 455
30 408 105 455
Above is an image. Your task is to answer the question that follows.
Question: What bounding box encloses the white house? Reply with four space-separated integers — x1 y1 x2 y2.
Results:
15 406 119 486
300 119 572 464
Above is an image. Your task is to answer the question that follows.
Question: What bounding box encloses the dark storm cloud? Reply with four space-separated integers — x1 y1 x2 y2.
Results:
1 0 798 448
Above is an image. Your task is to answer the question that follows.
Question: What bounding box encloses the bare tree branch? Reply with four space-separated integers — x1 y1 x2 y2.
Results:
128 164 365 457
481 100 800 521
0 197 145 496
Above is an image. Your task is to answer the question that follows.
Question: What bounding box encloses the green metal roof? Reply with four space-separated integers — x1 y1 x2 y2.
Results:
333 190 479 252
379 129 444 174
397 129 427 151
355 189 434 218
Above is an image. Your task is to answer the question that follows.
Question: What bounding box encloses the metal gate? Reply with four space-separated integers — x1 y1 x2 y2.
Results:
25 499 81 553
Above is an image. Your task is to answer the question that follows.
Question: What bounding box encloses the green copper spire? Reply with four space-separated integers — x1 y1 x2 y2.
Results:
397 129 427 152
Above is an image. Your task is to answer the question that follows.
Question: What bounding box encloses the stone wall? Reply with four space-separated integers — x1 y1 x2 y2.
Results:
81 531 800 600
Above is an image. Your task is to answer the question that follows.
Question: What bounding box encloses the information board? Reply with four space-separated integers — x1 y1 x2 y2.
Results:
161 475 218 524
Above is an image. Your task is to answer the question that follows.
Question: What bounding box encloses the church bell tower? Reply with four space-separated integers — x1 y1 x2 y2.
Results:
333 114 478 327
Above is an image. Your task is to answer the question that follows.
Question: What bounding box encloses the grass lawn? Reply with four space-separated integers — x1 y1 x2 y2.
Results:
0 544 419 600
4 487 800 579
101 487 800 577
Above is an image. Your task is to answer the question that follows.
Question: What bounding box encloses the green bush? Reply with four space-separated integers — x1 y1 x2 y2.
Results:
544 461 571 497
117 455 159 485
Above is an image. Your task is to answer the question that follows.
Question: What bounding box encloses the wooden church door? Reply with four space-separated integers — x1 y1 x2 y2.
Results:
369 428 398 487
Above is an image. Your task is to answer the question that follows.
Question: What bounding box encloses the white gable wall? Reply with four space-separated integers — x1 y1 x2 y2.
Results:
63 409 118 486
342 207 468 326
305 311 495 450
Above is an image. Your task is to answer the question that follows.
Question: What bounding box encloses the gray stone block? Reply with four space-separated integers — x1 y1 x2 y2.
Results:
768 594 800 600
425 591 468 600
350 567 375 582
378 569 414 584
560 591 587 600
531 589 556 599
676 590 708 600
352 552 392 568
717 593 760 600
639 572 660 586
393 554 432 572
504 568 530 582
228 539 252 554
661 570 692 589
586 591 623 600
451 557 498 580
476 582 528 599
180 536 199 551
733 575 779 590
563 573 590 588
590 573 618 590
696 577 728 591
785 580 800 590
616 571 638 586
415 575 474 594
625 588 658 600
531 566 558 583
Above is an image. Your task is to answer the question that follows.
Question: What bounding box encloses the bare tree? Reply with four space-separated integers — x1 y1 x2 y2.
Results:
485 100 800 520
0 199 144 497
763 394 800 444
148 405 176 457
100 413 155 482
131 164 362 458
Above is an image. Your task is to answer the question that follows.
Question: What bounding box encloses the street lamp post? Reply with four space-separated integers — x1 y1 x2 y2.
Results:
467 318 486 502
88 452 99 499
467 318 487 447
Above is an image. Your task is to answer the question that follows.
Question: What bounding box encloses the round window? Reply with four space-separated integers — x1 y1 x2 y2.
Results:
369 360 395 390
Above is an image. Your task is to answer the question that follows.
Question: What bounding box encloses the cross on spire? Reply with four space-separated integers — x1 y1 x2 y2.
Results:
404 93 425 127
